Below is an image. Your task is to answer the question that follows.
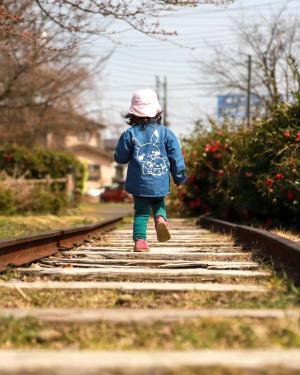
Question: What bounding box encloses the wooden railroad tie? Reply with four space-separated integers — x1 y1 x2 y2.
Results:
0 216 299 373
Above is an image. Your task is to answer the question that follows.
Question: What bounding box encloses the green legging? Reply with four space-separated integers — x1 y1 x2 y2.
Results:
133 196 167 241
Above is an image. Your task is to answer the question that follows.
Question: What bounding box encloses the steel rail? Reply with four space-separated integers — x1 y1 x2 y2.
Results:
0 215 125 272
198 216 300 281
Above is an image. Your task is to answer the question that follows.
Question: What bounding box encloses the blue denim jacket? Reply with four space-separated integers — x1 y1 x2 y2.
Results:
114 123 186 197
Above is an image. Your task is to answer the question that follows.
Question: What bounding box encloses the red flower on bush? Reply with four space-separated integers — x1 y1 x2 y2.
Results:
245 172 253 177
3 153 12 161
265 218 273 227
190 198 201 209
187 174 195 183
204 143 211 152
284 130 291 138
177 191 186 200
205 141 220 153
266 178 273 187
287 190 294 201
296 131 300 141
274 173 284 181
211 141 221 152
214 153 222 159
217 169 224 177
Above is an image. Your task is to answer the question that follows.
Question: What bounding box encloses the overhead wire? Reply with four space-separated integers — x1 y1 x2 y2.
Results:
163 0 294 18
97 0 299 129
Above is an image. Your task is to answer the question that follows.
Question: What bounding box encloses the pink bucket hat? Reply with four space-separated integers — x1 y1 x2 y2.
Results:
129 89 162 117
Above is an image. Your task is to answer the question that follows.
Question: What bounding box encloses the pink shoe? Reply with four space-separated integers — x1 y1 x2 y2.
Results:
155 216 171 242
134 239 150 252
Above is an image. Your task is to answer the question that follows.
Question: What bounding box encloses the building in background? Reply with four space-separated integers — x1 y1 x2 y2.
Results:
217 94 262 123
46 115 116 194
104 138 127 183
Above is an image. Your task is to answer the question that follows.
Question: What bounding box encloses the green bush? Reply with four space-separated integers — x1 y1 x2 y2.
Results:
172 92 300 228
0 147 84 215
0 146 84 190
0 184 67 215
26 189 67 214
0 188 16 215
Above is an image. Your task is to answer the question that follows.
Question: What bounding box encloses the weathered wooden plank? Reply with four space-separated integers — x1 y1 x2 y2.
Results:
104 231 228 235
64 251 252 261
1 350 300 373
39 259 259 270
102 235 232 240
158 261 259 270
99 238 235 246
98 242 235 247
1 308 299 323
78 246 241 253
110 232 213 236
19 267 271 278
0 281 267 292
101 241 235 247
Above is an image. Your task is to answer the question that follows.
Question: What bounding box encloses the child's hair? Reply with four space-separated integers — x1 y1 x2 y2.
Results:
125 112 162 126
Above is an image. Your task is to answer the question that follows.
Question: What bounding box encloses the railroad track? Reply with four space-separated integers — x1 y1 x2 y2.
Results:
0 215 125 272
0 215 299 374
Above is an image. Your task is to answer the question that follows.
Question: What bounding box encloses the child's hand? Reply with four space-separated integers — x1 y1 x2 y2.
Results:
176 184 183 190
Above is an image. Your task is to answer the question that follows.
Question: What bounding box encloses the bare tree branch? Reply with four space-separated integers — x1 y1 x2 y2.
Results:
198 7 300 118
0 0 109 145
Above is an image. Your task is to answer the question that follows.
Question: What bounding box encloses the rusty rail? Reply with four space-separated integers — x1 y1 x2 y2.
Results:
0 215 125 272
198 216 300 281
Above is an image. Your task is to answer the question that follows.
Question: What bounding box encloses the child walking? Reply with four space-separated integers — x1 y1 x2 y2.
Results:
114 89 186 252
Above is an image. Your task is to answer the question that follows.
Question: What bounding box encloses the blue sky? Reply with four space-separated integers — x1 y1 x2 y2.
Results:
84 0 299 137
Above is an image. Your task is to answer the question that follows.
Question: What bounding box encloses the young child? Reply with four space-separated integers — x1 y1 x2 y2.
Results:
114 89 186 252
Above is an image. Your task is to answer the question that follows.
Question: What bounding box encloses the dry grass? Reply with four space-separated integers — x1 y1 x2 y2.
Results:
272 229 300 243
0 202 131 239
0 285 298 310
0 316 299 350
0 215 94 239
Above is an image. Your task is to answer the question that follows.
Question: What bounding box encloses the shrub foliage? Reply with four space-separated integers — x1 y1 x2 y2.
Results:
0 182 67 215
173 92 300 228
0 146 84 185
0 147 84 214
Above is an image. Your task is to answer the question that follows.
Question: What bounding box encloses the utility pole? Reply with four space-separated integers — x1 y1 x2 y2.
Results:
246 55 252 128
155 75 161 102
155 75 168 126
163 76 168 126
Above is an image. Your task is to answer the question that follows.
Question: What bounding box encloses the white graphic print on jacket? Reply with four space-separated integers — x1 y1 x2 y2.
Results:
133 130 168 176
